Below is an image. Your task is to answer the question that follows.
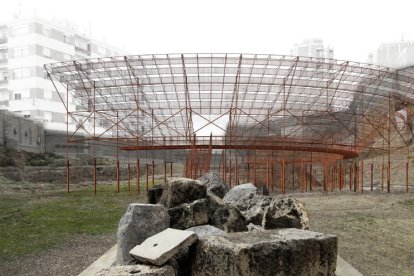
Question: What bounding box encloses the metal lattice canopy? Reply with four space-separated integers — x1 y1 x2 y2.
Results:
45 54 414 160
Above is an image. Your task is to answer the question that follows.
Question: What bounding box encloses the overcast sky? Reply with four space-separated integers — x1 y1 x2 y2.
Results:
1 0 413 62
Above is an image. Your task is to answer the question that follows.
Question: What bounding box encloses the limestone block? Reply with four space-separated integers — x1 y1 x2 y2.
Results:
168 199 209 229
116 204 170 265
198 172 230 198
192 228 337 276
263 197 309 230
223 183 257 211
159 178 206 208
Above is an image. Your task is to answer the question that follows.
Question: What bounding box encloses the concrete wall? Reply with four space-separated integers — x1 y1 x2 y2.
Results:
0 110 44 152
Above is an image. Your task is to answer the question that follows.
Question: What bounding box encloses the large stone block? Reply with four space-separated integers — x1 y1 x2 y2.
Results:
211 204 247 233
130 228 198 266
159 178 206 208
223 183 257 211
116 204 170 265
168 199 209 230
96 264 175 276
263 197 309 230
198 172 230 198
242 195 272 225
192 228 337 276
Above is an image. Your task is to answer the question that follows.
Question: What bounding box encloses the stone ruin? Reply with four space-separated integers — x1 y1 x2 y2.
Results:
98 172 337 275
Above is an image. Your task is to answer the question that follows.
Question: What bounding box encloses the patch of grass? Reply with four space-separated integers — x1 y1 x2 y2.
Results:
0 182 151 261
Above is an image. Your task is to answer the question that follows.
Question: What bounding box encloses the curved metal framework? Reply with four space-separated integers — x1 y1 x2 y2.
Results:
45 54 414 193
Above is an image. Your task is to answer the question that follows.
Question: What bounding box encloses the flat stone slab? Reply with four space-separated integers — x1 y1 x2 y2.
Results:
130 228 198 266
95 264 175 276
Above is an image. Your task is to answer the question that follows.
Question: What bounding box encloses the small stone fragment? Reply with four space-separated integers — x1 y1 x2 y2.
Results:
129 228 199 267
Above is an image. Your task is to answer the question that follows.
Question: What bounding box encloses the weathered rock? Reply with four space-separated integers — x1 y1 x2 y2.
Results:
159 178 206 208
198 172 230 198
242 195 272 225
96 264 175 276
186 224 225 237
263 197 309 230
130 228 198 267
168 199 209 229
205 190 223 221
116 204 170 265
191 228 337 276
223 183 257 211
211 204 247 232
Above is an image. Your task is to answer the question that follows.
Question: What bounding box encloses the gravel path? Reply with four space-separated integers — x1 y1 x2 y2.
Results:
0 233 115 276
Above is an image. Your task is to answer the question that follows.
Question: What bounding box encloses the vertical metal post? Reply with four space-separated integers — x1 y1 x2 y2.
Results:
229 158 232 187
66 84 70 194
254 158 257 186
116 111 120 193
152 160 155 187
127 162 131 192
164 161 167 183
136 158 140 194
170 162 173 177
247 162 250 183
93 157 97 195
282 159 285 194
406 162 409 193
360 160 364 193
266 161 269 192
370 163 373 192
323 161 327 193
93 82 96 195
145 163 149 191
235 157 238 185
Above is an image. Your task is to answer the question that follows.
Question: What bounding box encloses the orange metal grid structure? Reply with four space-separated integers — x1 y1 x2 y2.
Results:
44 54 414 194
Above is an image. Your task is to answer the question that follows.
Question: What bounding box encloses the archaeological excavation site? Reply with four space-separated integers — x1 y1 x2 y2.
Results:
41 54 414 275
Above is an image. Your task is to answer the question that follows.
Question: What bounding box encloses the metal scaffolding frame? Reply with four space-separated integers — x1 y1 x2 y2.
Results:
44 54 414 194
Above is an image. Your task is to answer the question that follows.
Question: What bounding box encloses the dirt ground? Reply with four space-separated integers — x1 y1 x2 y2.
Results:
295 191 414 276
0 233 115 276
1 180 413 276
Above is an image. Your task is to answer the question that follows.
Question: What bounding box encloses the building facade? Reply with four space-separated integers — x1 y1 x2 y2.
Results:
369 40 414 69
0 16 123 132
290 39 334 59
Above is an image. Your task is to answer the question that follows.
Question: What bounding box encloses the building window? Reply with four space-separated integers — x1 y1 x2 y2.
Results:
14 93 21 100
64 34 71 44
12 25 29 36
13 46 29 58
0 31 7 40
0 71 7 80
13 68 30 79
42 26 51 37
74 39 88 50
42 47 51 58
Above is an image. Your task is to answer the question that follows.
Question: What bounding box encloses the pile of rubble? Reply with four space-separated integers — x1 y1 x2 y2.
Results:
98 173 337 275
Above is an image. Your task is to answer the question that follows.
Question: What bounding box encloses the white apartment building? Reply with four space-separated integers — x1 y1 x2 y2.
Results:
0 16 123 132
368 40 414 69
290 39 334 59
